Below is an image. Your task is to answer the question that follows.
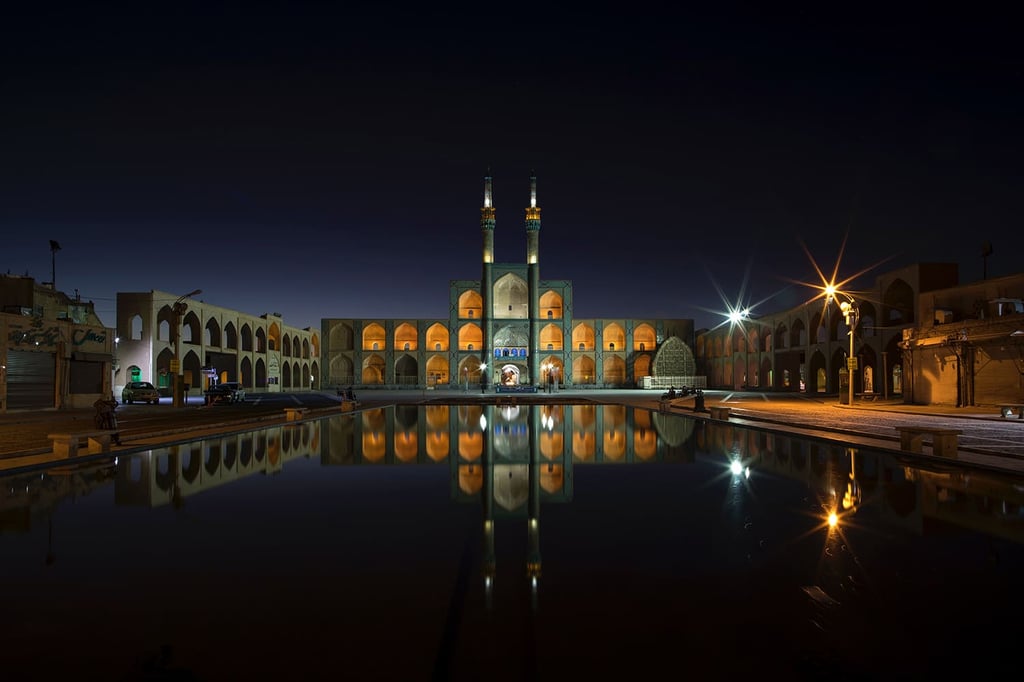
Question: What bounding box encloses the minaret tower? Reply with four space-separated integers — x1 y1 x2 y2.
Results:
525 171 541 385
481 173 495 372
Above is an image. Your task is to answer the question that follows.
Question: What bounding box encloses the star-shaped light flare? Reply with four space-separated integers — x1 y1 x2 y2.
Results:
788 232 892 321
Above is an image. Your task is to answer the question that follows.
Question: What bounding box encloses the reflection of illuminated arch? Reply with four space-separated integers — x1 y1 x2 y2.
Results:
458 431 483 461
361 409 386 462
572 323 595 351
540 430 563 459
459 463 483 494
572 404 596 460
539 290 563 319
494 464 529 511
458 290 483 319
362 323 386 351
540 464 564 493
458 323 483 351
394 428 417 462
602 405 627 460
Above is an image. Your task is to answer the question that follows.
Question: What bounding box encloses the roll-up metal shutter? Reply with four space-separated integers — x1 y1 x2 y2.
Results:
6 350 56 409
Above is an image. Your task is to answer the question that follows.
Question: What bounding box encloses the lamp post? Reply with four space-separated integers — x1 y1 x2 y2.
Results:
837 297 859 407
172 289 202 408
480 362 488 394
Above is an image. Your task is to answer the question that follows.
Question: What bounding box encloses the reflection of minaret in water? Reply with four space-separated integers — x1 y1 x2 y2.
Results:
481 406 496 610
527 403 542 608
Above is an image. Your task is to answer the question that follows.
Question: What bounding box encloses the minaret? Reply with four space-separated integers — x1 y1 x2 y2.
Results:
526 171 541 385
481 173 495 374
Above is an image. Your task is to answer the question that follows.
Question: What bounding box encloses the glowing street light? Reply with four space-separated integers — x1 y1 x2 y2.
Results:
172 289 202 408
479 362 488 394
826 290 859 407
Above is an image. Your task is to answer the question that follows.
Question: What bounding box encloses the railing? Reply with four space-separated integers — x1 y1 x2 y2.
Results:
646 376 707 390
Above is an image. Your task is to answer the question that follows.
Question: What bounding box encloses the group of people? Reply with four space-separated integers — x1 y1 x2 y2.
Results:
93 396 123 445
336 386 357 401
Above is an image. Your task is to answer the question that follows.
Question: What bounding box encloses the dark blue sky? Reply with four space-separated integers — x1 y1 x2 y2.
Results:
3 4 1021 331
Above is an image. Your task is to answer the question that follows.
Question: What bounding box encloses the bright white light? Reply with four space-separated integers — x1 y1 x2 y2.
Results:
827 511 839 528
730 460 744 476
479 414 487 431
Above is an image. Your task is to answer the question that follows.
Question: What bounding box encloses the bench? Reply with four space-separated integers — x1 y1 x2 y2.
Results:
47 431 117 457
284 407 309 422
895 426 963 458
998 404 1024 419
709 406 731 420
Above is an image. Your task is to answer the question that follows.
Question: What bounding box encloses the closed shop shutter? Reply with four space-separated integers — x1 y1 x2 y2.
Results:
7 350 56 409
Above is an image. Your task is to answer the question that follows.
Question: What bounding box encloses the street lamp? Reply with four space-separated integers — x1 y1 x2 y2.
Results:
827 293 859 407
479 362 488 394
172 289 202 408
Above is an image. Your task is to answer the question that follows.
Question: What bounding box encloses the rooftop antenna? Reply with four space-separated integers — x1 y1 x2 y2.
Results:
49 240 62 289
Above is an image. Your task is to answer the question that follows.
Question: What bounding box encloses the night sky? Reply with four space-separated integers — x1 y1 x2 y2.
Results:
3 4 1020 332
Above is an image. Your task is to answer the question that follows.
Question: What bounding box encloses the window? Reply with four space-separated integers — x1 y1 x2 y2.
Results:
404 343 410 350
609 343 615 351
547 344 553 350
435 343 442 350
372 342 379 350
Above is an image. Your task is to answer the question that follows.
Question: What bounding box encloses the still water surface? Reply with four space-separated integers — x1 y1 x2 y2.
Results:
2 403 1023 680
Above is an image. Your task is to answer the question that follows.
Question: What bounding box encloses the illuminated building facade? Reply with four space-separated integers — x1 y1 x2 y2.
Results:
322 174 698 389
116 291 320 399
697 263 1024 406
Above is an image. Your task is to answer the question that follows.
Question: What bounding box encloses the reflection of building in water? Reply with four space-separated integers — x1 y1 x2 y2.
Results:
322 404 698 469
699 421 1024 542
114 422 321 507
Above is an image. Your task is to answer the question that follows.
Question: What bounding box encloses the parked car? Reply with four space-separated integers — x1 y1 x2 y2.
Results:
204 382 245 405
122 381 160 405
218 381 245 402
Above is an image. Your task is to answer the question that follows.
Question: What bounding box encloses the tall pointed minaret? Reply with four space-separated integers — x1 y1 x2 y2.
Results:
526 171 541 385
481 172 495 375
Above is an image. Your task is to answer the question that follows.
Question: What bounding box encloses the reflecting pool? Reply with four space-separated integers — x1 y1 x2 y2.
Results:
2 403 1023 680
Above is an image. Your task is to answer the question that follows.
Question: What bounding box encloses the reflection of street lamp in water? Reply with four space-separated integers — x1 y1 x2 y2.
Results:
172 289 202 408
